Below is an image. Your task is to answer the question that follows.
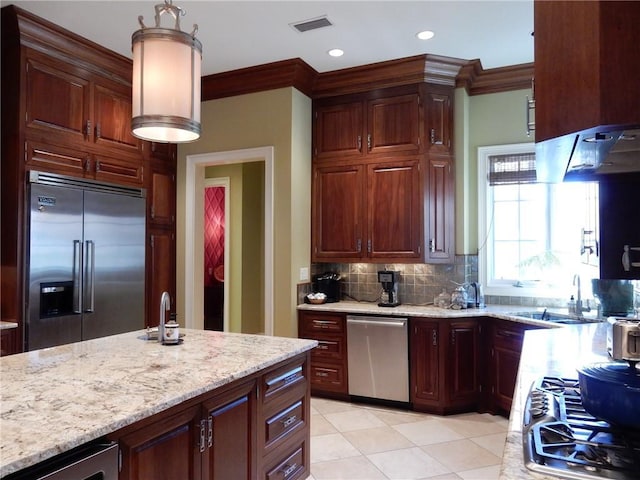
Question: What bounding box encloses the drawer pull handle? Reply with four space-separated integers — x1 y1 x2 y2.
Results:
316 371 329 377
313 320 335 328
317 343 329 350
282 463 297 478
282 415 297 428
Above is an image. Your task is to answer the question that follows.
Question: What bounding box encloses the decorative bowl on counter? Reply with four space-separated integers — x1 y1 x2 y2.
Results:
305 293 327 304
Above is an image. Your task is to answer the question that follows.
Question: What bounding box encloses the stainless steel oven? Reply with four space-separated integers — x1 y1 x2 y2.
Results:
4 440 118 480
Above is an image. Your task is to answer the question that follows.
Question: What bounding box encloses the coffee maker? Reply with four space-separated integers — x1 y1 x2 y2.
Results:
378 270 400 307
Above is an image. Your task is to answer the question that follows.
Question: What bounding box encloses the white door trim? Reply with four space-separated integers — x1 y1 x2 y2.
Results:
184 146 274 336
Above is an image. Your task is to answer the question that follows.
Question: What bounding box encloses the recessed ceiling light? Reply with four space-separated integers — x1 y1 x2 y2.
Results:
328 48 344 57
416 30 435 40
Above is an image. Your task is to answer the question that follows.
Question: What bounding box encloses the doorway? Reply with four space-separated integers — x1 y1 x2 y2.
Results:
184 146 274 335
203 178 229 331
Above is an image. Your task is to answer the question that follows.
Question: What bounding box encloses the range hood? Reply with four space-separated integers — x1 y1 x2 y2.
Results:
536 127 640 183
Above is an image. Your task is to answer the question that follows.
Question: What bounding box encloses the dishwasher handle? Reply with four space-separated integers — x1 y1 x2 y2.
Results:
347 317 407 328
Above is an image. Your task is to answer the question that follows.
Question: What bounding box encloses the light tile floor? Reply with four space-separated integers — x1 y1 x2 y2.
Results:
307 397 509 480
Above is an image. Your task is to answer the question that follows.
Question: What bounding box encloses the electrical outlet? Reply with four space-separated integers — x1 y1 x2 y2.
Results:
300 267 309 282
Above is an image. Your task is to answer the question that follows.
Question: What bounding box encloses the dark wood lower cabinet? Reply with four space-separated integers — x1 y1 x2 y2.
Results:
203 381 256 480
486 319 541 415
112 354 310 480
118 404 202 480
411 318 480 415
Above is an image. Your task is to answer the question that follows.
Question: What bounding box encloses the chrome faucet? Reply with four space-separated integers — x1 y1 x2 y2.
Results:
572 274 590 316
159 291 171 343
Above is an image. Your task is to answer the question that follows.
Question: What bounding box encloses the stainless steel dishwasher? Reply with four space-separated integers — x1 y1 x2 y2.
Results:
347 315 409 402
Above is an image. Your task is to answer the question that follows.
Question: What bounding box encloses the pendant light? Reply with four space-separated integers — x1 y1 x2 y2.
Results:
131 0 202 143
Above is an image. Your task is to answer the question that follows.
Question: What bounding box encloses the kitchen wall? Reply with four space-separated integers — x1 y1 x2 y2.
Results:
176 87 311 338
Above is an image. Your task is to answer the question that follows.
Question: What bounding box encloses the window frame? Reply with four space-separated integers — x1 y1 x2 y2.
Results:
477 142 556 298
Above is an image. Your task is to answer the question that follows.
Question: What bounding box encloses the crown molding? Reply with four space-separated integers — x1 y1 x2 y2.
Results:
457 59 534 95
200 55 535 101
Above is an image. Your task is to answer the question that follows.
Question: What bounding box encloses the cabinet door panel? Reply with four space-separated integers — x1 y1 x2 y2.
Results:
94 152 144 186
426 92 452 155
25 54 89 141
447 320 479 406
25 140 88 176
493 345 521 412
119 404 201 480
312 165 364 260
203 381 256 480
426 157 454 262
93 82 140 151
368 93 421 155
411 320 440 404
150 168 176 226
314 102 363 160
368 160 421 259
147 230 176 328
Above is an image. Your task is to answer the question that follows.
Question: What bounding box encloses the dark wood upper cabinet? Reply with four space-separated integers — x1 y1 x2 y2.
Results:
534 0 640 142
314 102 364 160
311 83 455 264
367 159 422 259
25 52 89 141
24 47 141 155
313 86 423 162
426 157 454 263
367 93 421 156
311 164 364 260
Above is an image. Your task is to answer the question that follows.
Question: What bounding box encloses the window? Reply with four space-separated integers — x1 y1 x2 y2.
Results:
478 143 599 299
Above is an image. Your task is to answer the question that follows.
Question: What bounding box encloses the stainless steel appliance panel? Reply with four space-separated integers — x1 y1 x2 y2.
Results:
28 184 84 350
81 190 145 340
26 172 146 350
347 315 409 402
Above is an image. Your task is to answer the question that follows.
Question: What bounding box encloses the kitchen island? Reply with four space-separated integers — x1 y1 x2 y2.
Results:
499 322 615 480
0 329 317 478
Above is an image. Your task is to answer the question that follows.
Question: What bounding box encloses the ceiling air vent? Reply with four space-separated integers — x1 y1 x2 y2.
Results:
290 15 333 33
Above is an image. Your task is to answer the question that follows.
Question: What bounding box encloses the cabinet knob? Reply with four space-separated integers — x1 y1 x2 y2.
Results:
357 135 362 152
367 133 371 151
430 128 435 144
85 120 91 137
432 329 437 346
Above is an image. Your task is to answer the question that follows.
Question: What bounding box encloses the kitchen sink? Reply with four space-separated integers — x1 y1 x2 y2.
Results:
508 311 601 325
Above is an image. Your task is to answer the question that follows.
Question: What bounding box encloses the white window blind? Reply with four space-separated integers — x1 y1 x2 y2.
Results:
488 152 536 185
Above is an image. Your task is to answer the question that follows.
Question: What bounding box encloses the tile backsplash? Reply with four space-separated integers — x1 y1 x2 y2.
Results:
297 256 584 309
299 257 475 306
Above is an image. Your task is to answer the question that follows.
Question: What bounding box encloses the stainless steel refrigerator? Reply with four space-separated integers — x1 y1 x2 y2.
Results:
26 171 146 350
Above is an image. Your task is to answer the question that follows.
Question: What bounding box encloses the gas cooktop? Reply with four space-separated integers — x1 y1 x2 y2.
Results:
523 377 640 480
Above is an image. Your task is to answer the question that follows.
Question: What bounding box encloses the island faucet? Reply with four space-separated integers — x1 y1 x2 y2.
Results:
159 291 171 343
572 274 590 316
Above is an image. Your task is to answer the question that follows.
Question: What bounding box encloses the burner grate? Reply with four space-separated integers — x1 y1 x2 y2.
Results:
524 377 640 479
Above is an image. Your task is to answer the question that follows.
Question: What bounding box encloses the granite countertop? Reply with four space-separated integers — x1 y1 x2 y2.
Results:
0 321 18 330
499 322 611 480
0 329 317 476
297 300 601 328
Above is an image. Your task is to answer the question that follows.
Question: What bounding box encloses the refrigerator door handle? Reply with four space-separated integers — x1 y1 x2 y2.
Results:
84 240 95 312
73 240 83 313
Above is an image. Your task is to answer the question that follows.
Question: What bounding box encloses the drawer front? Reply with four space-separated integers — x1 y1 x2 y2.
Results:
300 313 345 335
493 323 525 351
309 363 345 390
263 360 306 403
311 335 345 361
265 399 304 448
265 443 305 480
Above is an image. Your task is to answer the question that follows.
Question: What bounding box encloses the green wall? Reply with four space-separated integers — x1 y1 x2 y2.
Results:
455 87 533 254
176 87 311 338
